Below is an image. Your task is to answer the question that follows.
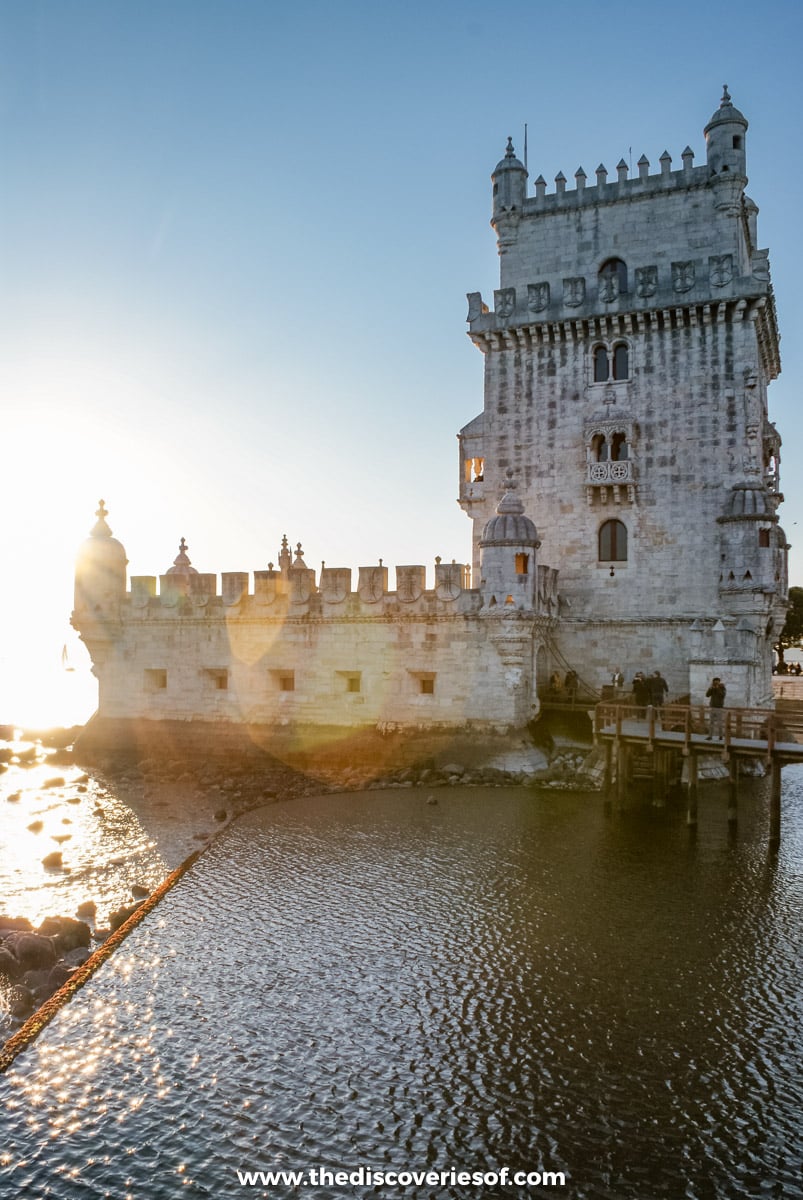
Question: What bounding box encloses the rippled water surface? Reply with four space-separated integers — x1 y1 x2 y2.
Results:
3 773 803 1199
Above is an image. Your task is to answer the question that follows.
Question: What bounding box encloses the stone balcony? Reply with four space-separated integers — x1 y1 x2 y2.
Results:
585 459 636 504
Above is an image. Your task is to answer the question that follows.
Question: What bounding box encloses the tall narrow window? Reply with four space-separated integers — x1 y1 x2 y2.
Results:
593 345 609 382
515 553 529 574
612 343 629 380
599 519 627 562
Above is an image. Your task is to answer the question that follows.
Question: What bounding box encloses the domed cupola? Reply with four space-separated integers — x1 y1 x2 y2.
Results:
704 84 748 179
723 483 772 519
74 500 128 615
480 476 540 611
492 137 528 219
480 479 540 549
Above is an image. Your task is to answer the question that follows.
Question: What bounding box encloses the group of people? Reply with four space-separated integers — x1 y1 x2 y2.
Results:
774 661 802 676
548 669 580 703
630 670 668 711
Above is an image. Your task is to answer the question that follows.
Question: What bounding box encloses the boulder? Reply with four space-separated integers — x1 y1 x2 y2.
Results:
75 900 97 919
47 962 76 993
42 851 63 870
0 947 21 979
5 932 57 971
108 901 144 932
64 946 92 967
0 915 34 933
37 916 91 953
8 984 35 1020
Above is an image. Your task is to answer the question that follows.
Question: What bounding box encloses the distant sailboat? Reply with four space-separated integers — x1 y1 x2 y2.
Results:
61 645 75 673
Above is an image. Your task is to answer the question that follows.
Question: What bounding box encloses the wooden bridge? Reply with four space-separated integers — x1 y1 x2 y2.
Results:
593 702 803 847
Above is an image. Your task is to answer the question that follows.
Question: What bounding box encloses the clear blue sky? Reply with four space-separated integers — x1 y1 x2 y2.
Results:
1 0 801 725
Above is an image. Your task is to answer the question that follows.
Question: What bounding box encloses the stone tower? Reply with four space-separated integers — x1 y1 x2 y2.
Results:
459 88 787 706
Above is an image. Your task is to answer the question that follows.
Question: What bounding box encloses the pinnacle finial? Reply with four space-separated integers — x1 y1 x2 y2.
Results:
90 499 113 538
721 84 731 106
505 136 515 157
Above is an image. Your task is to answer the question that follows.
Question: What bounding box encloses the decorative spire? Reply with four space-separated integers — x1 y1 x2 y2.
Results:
278 534 292 574
90 499 113 538
166 536 198 576
505 136 515 158
496 469 525 515
721 83 731 106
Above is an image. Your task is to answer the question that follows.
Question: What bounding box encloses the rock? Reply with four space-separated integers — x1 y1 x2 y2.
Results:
426 794 438 806
22 968 51 996
43 776 66 789
64 946 91 967
213 809 228 822
37 916 91 953
6 790 21 803
8 984 35 1020
42 851 64 870
0 915 34 933
46 962 76 993
131 885 150 900
75 900 97 919
46 748 75 766
0 947 21 979
108 902 144 932
5 932 57 971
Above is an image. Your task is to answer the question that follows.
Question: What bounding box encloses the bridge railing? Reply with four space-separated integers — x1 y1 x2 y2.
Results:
594 702 781 756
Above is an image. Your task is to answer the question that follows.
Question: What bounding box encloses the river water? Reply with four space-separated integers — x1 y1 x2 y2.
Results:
2 770 803 1199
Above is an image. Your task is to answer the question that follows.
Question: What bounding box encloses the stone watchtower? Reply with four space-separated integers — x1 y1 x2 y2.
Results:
458 88 787 707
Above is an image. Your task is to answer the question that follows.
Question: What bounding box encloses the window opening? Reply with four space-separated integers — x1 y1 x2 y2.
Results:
612 343 629 380
145 669 167 691
599 519 627 562
758 529 770 548
611 432 628 461
515 553 529 575
593 345 609 383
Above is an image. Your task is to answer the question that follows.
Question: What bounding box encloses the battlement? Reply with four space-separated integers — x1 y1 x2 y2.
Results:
526 150 710 211
127 556 479 616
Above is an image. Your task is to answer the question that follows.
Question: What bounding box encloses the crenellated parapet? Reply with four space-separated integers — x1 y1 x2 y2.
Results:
123 540 483 621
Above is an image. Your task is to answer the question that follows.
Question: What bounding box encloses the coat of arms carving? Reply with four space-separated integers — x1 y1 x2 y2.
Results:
635 265 658 298
494 288 516 321
528 281 550 313
672 261 695 293
563 277 586 308
709 254 733 288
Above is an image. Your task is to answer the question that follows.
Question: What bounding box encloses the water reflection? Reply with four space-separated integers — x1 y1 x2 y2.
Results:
3 775 803 1199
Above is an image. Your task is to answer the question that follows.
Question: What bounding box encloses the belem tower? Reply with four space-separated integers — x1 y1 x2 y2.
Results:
73 89 788 749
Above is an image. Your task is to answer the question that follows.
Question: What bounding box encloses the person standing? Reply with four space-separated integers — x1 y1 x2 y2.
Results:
632 671 650 717
650 670 668 708
706 676 726 739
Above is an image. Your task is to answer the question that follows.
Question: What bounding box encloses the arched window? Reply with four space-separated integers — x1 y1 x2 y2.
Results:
599 258 628 300
591 434 608 462
599 519 627 562
611 432 628 461
593 345 609 382
612 342 629 380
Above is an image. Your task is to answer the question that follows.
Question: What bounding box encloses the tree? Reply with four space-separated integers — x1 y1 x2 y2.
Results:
775 586 803 667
